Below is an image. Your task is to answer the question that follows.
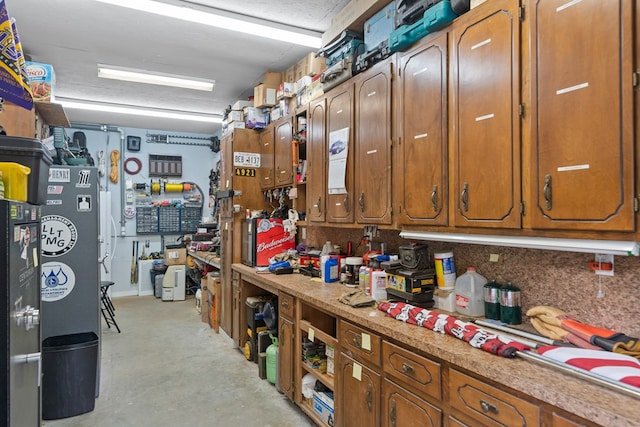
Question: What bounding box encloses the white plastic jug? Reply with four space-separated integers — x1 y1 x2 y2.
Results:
454 267 487 317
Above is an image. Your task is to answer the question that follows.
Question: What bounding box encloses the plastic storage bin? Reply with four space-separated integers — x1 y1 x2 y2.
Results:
0 162 30 202
0 136 53 204
42 332 99 420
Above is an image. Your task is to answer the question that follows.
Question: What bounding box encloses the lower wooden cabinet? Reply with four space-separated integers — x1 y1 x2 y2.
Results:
449 369 540 427
278 316 295 400
382 341 442 402
337 353 381 427
382 379 442 427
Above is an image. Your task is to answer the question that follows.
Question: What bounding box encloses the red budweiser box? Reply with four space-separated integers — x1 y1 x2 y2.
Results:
242 218 296 267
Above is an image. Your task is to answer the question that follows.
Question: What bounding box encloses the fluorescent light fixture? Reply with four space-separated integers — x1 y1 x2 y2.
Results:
95 0 322 48
399 231 640 256
57 99 222 124
98 64 215 91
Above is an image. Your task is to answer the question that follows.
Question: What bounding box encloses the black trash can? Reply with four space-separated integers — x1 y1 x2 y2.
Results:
42 332 99 420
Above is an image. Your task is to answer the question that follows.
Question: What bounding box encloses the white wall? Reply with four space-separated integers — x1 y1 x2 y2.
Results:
70 125 221 297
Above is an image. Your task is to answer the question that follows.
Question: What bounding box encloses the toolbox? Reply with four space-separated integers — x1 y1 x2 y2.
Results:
318 31 365 67
321 55 361 93
363 1 397 52
386 286 435 306
389 0 457 53
396 0 441 27
0 136 53 205
356 1 396 72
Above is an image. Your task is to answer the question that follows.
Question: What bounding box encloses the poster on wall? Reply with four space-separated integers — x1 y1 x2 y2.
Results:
328 127 349 195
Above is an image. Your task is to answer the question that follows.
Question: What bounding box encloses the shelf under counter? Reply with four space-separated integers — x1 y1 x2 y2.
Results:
301 362 334 391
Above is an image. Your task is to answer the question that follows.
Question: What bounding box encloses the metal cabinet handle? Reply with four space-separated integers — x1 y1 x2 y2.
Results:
431 185 438 212
366 384 373 412
461 182 469 212
344 196 350 213
543 174 552 210
315 197 322 214
480 399 499 415
281 300 289 310
390 399 397 427
401 363 415 374
359 192 365 212
352 334 361 347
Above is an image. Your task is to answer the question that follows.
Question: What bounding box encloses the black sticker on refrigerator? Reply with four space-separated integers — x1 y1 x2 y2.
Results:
41 215 78 257
76 169 92 188
77 195 92 212
41 261 76 302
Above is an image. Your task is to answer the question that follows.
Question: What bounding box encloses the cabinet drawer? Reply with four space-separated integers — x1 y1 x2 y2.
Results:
382 341 441 401
279 292 294 320
449 369 540 427
339 320 381 367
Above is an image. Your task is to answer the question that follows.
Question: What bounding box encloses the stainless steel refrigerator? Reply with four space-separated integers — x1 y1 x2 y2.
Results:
0 200 42 426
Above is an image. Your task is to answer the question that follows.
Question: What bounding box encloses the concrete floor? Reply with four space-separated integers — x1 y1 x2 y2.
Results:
42 295 315 427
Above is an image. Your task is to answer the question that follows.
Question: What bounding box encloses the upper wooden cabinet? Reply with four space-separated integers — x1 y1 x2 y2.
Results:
259 119 294 190
397 32 449 226
325 81 356 223
307 99 327 223
274 119 294 187
528 0 635 231
354 58 394 225
258 125 275 190
451 0 523 229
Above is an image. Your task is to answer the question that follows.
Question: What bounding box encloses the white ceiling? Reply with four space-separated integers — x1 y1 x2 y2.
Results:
7 0 350 135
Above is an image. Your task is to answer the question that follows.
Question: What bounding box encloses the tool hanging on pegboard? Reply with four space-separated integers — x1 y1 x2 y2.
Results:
146 132 220 152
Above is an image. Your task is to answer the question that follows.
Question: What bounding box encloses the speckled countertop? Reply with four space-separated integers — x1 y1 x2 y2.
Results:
232 263 640 427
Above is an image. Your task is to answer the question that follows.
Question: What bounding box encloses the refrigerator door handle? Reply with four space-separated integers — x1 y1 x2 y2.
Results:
12 352 42 387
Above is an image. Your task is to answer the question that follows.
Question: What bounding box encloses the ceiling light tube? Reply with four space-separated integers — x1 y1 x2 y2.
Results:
399 231 640 256
58 99 222 123
95 0 322 48
98 65 215 91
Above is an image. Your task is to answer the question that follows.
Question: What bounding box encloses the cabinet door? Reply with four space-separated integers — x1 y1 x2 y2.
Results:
278 317 295 400
326 82 355 223
451 0 522 228
307 99 326 222
259 125 275 190
382 379 442 427
337 354 381 427
529 0 634 231
355 59 393 224
274 119 294 186
398 33 449 226
219 219 234 337
220 133 233 191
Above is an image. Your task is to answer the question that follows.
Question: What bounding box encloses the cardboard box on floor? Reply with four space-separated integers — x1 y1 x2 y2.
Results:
322 0 391 46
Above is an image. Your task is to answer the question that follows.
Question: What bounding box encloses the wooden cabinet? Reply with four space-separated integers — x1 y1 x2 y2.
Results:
278 292 295 400
449 369 540 427
397 32 449 226
382 379 442 427
382 341 441 402
339 320 382 367
307 99 326 223
325 81 355 223
259 119 294 189
258 125 275 189
354 57 393 225
274 119 294 187
220 218 234 336
450 0 522 229
337 354 381 427
528 0 635 231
